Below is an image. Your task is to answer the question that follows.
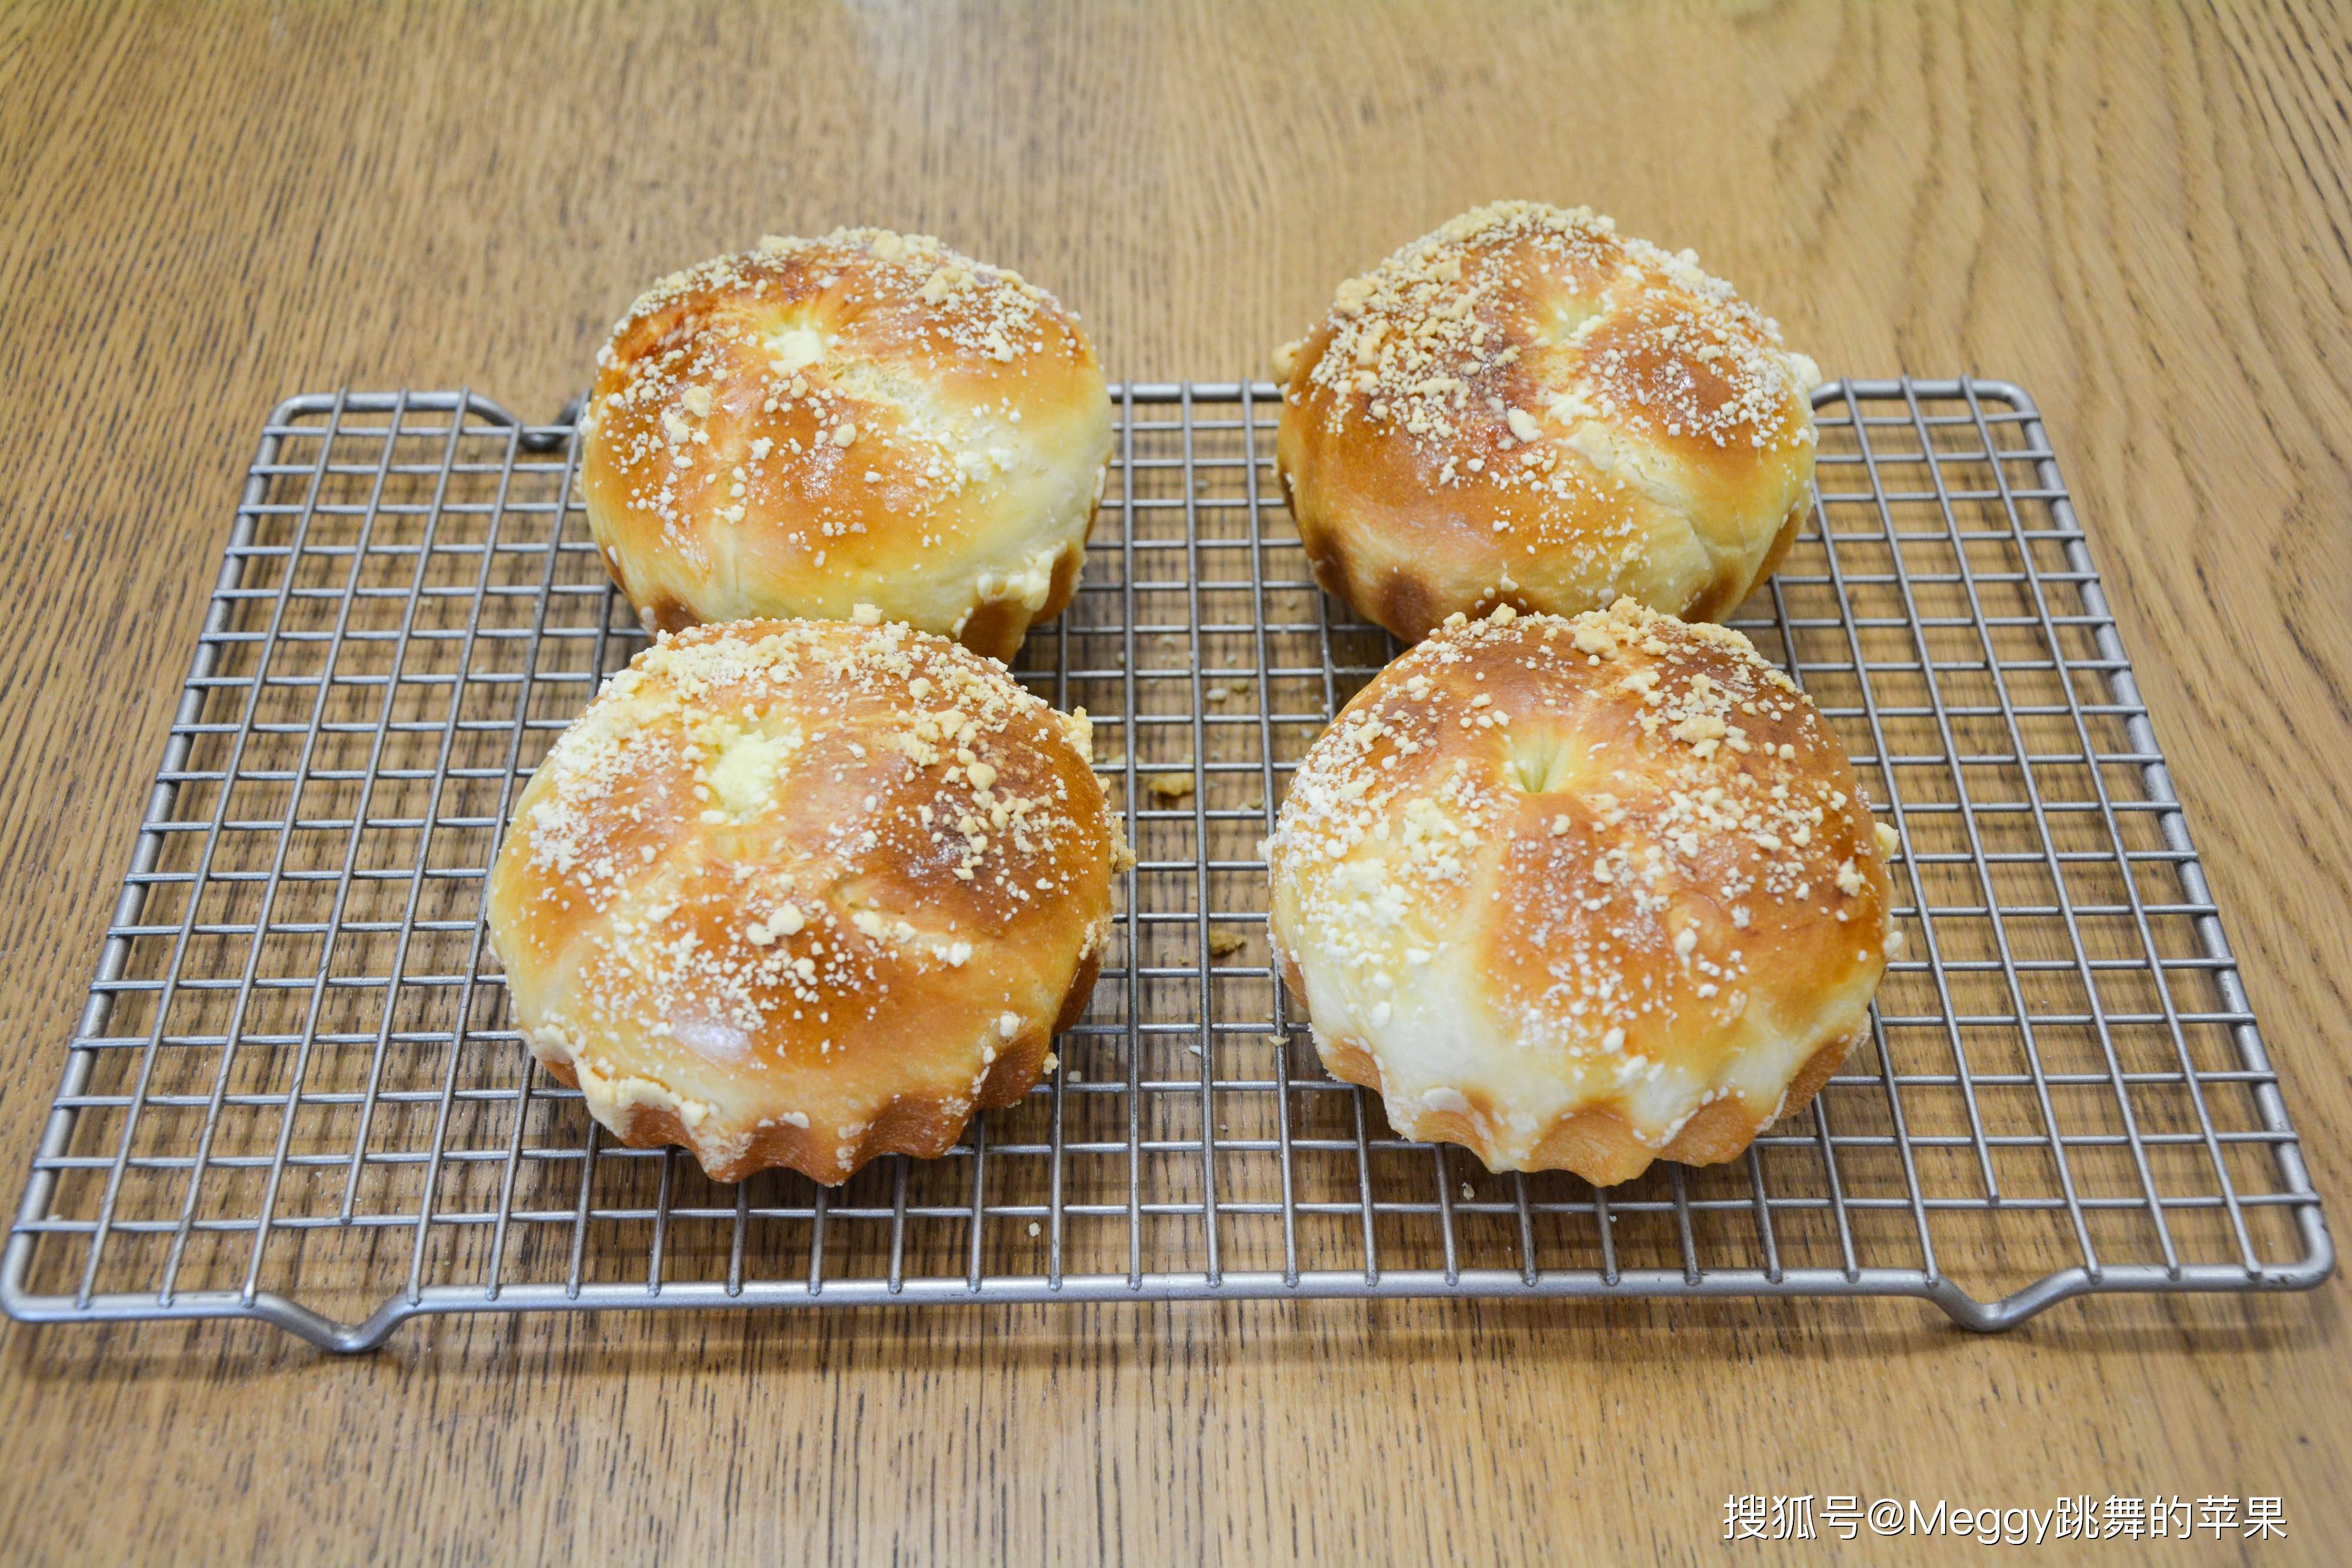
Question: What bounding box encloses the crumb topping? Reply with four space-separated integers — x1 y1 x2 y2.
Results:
503 617 1115 1065
580 227 1097 574
1268 599 1890 1141
1284 202 1819 473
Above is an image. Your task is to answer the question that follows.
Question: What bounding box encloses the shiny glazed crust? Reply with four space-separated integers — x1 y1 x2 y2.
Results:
1265 600 1899 1184
1275 202 1821 641
580 229 1114 661
486 617 1122 1184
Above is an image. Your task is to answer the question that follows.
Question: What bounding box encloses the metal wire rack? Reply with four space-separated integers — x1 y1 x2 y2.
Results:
2 379 2329 1350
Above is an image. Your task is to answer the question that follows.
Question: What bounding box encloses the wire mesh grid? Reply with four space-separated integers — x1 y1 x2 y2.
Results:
2 378 2328 1350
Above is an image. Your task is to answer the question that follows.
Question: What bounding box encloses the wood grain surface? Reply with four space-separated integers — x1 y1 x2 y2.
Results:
2 1 2347 1562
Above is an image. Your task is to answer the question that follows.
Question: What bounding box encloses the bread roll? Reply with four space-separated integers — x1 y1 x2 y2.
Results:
1267 599 1897 1185
1275 202 1821 641
581 229 1112 661
486 615 1122 1185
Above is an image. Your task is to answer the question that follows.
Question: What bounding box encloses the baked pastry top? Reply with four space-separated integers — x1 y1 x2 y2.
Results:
1275 202 1822 641
580 228 1113 661
486 615 1121 1185
1266 599 1899 1184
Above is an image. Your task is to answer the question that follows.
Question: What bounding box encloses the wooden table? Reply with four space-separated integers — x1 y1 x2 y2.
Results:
1 2 2344 1560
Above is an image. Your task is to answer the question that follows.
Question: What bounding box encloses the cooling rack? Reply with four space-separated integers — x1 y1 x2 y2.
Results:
2 379 2329 1350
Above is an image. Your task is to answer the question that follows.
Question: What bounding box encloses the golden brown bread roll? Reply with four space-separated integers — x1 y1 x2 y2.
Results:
486 615 1122 1185
1266 599 1898 1185
1275 202 1822 641
580 229 1113 661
